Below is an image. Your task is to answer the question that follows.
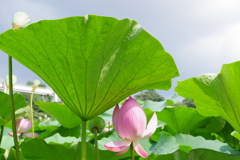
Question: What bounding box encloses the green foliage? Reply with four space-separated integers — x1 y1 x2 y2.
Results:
0 15 179 120
156 107 210 135
139 149 240 160
1 127 14 149
173 98 196 108
182 98 196 108
175 61 240 134
219 122 240 150
20 80 53 120
0 91 27 119
20 139 132 160
36 101 81 129
20 139 81 160
20 92 53 119
2 14 240 160
134 90 165 102
26 80 47 88
142 94 178 112
172 101 187 107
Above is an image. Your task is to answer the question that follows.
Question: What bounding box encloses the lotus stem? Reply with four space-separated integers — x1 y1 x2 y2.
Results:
9 56 21 160
0 125 4 146
94 128 100 160
130 143 135 160
81 120 87 160
30 91 35 138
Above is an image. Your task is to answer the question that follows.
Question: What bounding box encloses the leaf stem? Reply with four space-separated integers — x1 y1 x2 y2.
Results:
130 143 135 160
94 129 99 160
81 120 87 160
9 56 21 160
0 125 4 147
30 91 35 138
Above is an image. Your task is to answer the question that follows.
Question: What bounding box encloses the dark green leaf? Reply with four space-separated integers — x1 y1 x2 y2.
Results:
21 139 82 160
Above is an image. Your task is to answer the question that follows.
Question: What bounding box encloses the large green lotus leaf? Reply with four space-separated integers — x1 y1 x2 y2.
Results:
175 61 240 133
54 125 81 138
21 139 133 160
20 139 82 160
99 131 239 159
0 15 179 120
0 91 27 119
157 107 210 135
174 134 239 155
36 101 81 128
150 132 238 155
150 131 179 155
190 116 226 140
140 149 240 160
1 127 14 149
44 133 80 149
7 148 28 160
142 94 178 112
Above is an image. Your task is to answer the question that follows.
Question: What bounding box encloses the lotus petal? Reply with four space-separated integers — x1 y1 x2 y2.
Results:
133 140 148 158
142 112 157 139
104 140 131 152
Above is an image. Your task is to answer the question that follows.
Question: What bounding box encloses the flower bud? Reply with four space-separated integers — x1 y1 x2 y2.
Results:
34 79 41 86
32 79 41 91
5 75 17 88
88 117 106 133
12 12 30 29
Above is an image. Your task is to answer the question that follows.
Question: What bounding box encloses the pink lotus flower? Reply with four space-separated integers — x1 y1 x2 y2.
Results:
8 118 38 138
104 97 157 158
103 122 113 132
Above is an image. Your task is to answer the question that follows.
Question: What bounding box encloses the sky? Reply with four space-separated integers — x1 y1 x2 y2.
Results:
1 0 240 100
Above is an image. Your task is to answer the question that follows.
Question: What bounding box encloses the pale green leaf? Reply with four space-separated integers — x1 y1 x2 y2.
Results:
175 61 240 133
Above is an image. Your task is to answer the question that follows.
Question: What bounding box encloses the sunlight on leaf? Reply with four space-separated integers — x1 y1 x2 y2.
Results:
0 15 179 120
175 61 240 133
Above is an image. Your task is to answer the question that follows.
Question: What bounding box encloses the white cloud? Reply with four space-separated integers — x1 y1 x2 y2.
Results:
183 23 240 69
166 0 240 19
193 0 240 18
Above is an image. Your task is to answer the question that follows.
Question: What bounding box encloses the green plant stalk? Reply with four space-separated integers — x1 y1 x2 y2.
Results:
9 56 21 160
0 125 4 146
30 91 35 138
130 143 135 160
81 120 87 160
94 129 99 160
107 122 111 131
